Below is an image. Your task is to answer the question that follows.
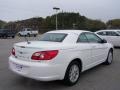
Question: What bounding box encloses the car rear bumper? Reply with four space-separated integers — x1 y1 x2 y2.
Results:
9 56 65 81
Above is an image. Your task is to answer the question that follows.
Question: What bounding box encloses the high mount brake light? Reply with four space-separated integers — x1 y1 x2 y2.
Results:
31 50 58 60
12 48 15 56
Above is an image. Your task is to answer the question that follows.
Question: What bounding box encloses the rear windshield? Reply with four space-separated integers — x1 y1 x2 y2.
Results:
0 30 4 32
0 30 16 33
0 29 8 32
39 33 67 42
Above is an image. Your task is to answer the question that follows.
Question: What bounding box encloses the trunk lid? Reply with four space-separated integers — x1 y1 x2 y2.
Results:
14 41 63 61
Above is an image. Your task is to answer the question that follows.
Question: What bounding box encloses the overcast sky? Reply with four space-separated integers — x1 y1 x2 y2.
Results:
0 0 120 22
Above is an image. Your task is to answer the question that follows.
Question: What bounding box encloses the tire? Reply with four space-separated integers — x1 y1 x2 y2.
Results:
34 34 37 37
4 35 7 39
18 33 21 37
63 61 81 86
27 33 30 37
104 50 113 65
12 36 15 38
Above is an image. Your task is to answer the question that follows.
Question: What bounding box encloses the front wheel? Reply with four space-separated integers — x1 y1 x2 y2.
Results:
104 50 113 65
63 61 81 86
33 34 37 37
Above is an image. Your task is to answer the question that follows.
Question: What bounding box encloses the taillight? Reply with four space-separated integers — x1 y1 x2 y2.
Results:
31 50 58 60
12 48 15 56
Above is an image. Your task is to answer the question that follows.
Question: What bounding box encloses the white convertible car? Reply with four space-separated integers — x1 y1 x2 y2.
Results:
9 30 113 86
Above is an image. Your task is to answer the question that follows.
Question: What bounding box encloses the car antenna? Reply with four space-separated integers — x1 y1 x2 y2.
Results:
24 35 31 44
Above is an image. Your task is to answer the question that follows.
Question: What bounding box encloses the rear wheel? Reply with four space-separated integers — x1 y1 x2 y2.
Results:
104 50 113 65
18 33 21 37
27 33 30 37
63 61 81 86
12 36 15 38
4 35 7 38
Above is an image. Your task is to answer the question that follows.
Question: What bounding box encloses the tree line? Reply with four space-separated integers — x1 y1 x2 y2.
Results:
0 12 120 33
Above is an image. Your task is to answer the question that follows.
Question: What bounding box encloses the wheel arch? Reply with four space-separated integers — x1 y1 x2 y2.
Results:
64 58 83 77
63 58 83 85
70 58 83 72
109 47 114 58
104 47 114 65
109 48 113 53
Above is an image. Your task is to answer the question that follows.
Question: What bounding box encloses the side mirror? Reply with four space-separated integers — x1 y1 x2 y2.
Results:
100 39 107 43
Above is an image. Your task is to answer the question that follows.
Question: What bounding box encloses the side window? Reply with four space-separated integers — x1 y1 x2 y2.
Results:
97 32 103 35
85 33 102 43
27 29 31 31
111 32 118 36
97 31 107 36
106 31 111 36
106 31 118 36
77 33 88 43
102 31 107 35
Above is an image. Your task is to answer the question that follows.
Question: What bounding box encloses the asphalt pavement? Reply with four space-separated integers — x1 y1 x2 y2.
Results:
0 37 120 90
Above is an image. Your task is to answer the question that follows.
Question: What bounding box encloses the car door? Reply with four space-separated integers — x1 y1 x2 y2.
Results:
76 33 93 71
105 31 115 45
84 32 108 66
107 31 120 46
115 31 120 46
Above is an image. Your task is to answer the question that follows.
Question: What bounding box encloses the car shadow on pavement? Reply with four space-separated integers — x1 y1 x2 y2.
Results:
12 63 113 90
15 76 68 89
